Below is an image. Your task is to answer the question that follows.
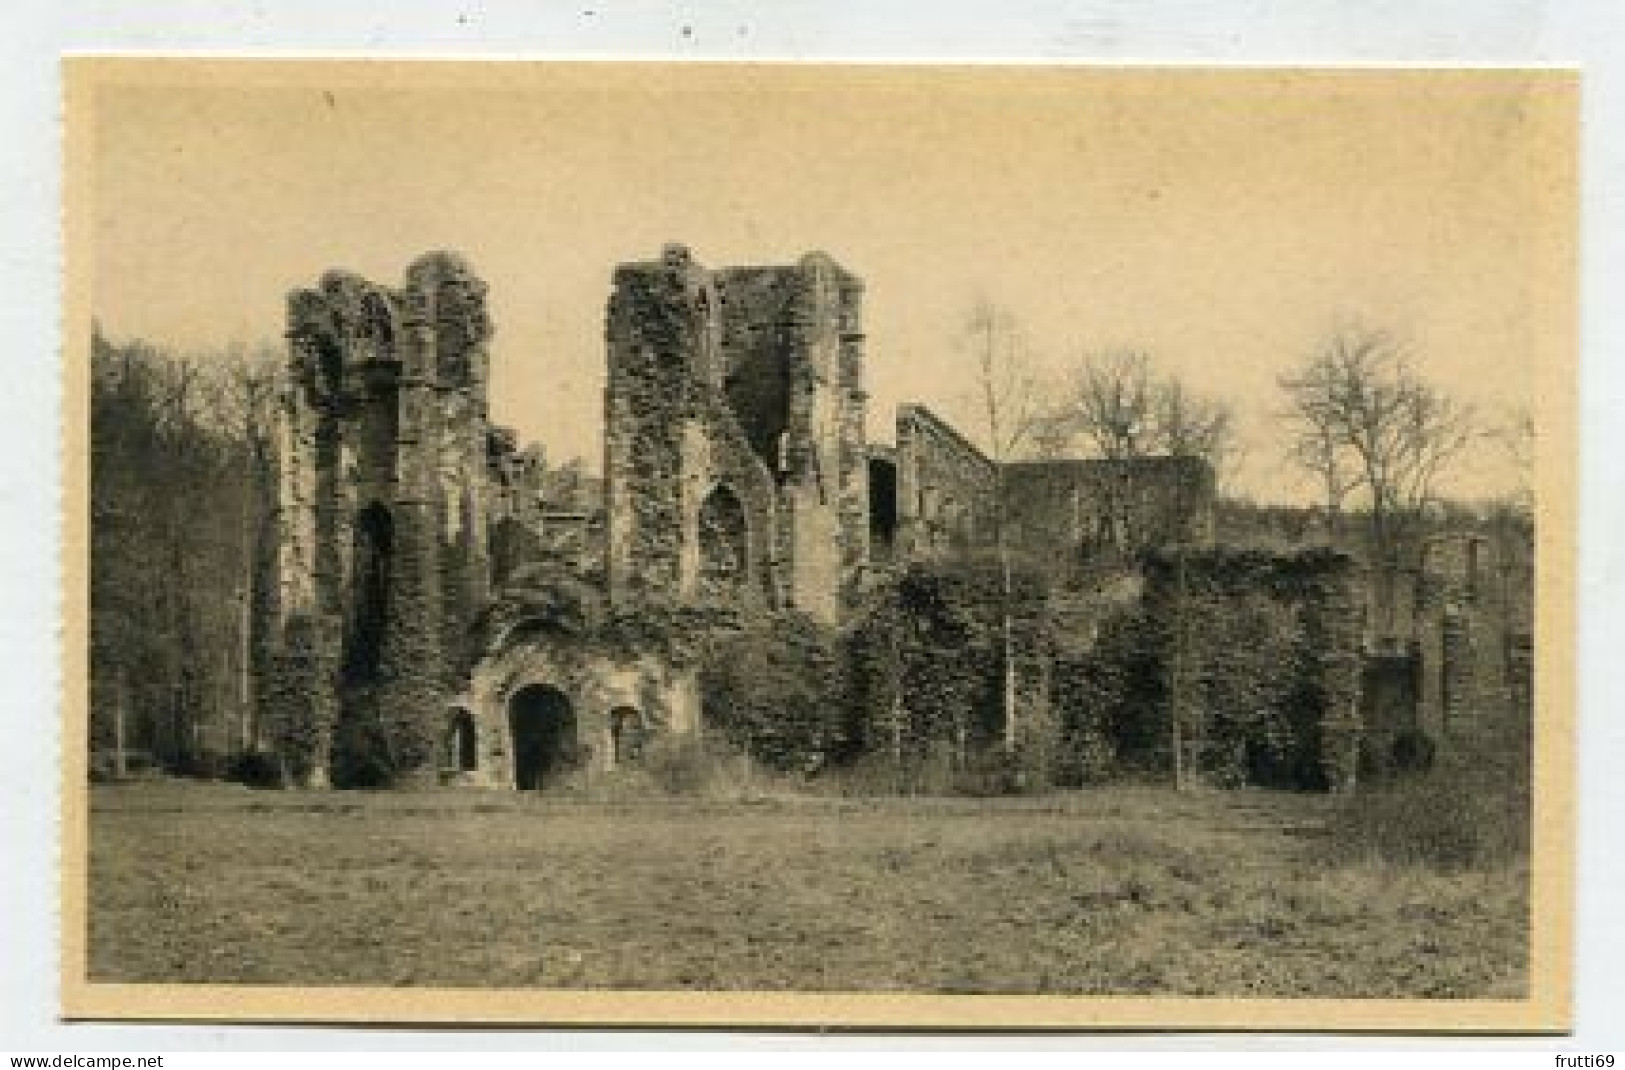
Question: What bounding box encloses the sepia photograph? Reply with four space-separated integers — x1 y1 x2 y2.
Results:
59 60 1576 1029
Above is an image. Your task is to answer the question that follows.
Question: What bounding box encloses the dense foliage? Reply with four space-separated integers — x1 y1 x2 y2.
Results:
698 610 850 772
1050 608 1165 785
844 557 1053 791
1141 548 1360 790
90 327 1528 799
475 564 742 667
1175 591 1320 788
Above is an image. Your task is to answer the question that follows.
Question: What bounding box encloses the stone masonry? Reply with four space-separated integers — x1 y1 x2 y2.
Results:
603 244 870 624
260 243 1225 790
264 252 538 787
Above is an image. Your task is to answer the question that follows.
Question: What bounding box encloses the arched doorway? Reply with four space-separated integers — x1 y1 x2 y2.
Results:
507 684 577 790
445 709 477 773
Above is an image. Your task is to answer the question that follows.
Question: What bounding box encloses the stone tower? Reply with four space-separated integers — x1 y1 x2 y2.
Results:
265 252 494 787
602 244 869 624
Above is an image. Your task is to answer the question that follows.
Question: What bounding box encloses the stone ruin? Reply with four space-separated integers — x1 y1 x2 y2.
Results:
258 243 1520 792
262 252 519 787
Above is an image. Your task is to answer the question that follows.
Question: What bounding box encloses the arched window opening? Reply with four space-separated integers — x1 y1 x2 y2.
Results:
1466 539 1484 602
698 483 750 597
345 502 393 683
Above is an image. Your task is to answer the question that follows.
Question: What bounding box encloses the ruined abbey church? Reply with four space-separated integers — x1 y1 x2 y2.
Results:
258 244 1218 790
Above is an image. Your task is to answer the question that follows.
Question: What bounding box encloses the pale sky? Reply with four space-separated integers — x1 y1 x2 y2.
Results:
82 63 1574 503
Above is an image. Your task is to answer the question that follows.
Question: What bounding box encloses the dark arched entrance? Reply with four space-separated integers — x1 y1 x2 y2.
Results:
507 684 577 790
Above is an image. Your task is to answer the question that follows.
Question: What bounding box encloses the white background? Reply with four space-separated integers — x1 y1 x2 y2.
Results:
2 0 1620 1055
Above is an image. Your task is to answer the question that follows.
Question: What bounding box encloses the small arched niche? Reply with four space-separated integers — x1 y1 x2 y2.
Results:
608 706 647 766
444 708 478 773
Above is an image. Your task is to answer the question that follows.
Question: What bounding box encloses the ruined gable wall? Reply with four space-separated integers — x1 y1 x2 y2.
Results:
602 248 868 624
894 403 998 560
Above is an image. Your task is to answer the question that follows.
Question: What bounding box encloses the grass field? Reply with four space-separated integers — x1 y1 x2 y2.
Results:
86 782 1527 996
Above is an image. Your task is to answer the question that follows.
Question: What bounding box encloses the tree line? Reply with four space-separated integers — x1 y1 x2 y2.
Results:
89 327 278 776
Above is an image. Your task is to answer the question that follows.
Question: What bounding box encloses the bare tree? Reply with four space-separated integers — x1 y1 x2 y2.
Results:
207 344 283 754
1284 406 1362 539
1152 377 1239 484
1278 321 1476 631
1485 404 1535 517
965 298 1042 753
1038 349 1155 461
1036 348 1236 549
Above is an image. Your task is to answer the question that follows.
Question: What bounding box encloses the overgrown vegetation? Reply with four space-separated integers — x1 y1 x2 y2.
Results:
698 610 851 772
844 557 1052 793
91 327 1535 811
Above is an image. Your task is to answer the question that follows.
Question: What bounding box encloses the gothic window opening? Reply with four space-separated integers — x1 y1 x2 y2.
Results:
1466 539 1484 603
313 335 344 400
698 483 750 597
345 502 393 683
867 456 898 560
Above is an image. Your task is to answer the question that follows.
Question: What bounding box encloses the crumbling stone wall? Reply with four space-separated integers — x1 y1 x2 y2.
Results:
717 254 870 619
263 252 498 787
485 429 547 585
1414 533 1516 747
1142 548 1364 792
255 240 1254 793
1002 456 1215 575
604 245 869 625
603 245 777 609
894 404 998 560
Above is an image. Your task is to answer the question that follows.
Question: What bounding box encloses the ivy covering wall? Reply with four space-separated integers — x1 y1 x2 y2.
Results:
1137 547 1364 791
698 610 852 771
844 558 1053 790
